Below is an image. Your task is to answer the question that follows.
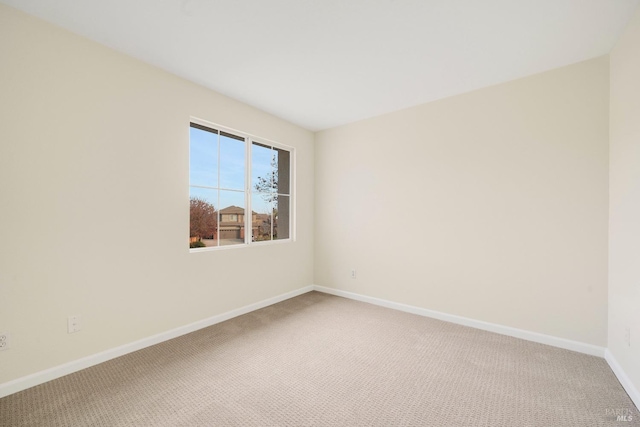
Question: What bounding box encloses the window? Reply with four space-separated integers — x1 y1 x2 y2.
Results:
251 141 291 242
189 121 293 250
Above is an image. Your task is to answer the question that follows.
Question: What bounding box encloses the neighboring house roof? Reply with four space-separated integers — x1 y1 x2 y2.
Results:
220 205 245 214
219 205 257 215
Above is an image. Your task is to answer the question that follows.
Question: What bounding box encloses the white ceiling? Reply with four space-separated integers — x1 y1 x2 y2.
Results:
3 0 638 131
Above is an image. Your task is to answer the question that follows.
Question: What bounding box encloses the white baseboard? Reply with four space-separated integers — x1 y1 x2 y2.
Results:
312 285 606 358
605 349 640 410
0 285 314 399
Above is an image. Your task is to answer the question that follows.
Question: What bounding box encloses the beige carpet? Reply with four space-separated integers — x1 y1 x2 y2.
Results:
0 291 637 426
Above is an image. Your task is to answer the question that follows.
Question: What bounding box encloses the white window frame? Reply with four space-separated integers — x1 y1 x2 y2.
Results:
189 117 296 252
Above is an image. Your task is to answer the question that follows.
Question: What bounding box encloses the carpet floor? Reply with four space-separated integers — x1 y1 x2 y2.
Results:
0 291 637 426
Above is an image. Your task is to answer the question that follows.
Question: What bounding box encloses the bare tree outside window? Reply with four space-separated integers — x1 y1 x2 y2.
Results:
254 154 278 202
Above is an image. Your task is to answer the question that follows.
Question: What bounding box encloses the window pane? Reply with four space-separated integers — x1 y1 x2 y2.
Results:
275 147 290 195
273 194 290 240
189 187 218 248
219 133 245 190
252 193 273 242
189 126 218 188
219 190 245 246
252 142 274 194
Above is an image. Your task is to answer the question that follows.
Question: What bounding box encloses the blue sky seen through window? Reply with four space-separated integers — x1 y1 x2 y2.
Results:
189 127 217 188
189 126 277 216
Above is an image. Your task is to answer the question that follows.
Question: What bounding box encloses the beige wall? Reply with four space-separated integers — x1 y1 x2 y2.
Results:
315 57 610 346
0 4 314 384
609 5 640 397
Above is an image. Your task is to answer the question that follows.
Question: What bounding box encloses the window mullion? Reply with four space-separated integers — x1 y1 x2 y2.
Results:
245 138 251 244
217 131 221 247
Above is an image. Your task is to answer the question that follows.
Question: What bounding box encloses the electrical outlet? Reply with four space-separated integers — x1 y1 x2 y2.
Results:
68 315 82 334
624 327 631 347
351 269 357 279
0 333 10 351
